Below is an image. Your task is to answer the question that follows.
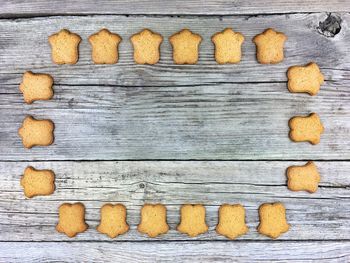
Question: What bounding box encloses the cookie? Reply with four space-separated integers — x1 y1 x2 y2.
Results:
287 161 321 193
137 204 169 237
88 29 122 64
211 28 245 64
169 29 202 64
56 203 88 238
253 28 287 64
287 62 324 95
258 202 290 239
19 71 54 104
20 166 55 198
97 204 129 238
216 204 249 239
18 116 54 148
48 29 81 64
289 113 324 145
177 204 208 237
130 29 163 64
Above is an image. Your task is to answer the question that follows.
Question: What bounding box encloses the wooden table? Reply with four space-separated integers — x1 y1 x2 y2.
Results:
1 1 350 262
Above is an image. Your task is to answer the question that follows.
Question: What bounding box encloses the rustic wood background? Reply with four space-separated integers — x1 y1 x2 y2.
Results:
0 0 350 262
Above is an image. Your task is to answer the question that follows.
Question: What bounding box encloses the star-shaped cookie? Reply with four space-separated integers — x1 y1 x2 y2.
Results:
258 202 290 239
216 204 249 239
97 204 129 238
177 204 208 237
287 161 321 193
20 166 55 198
19 71 54 104
56 203 88 237
287 62 324 95
89 28 122 64
169 29 202 64
48 29 81 64
137 204 169 237
289 113 324 145
18 116 55 148
130 29 163 64
253 28 287 64
211 28 245 64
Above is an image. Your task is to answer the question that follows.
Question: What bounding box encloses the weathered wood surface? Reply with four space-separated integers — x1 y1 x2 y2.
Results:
0 161 349 241
0 13 349 87
1 2 350 262
1 14 349 160
2 0 350 17
1 241 350 263
1 82 349 160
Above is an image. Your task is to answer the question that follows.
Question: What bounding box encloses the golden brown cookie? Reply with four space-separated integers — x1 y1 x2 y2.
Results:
18 116 55 149
169 29 202 64
88 28 122 64
216 204 249 239
48 29 81 64
56 203 88 238
19 71 54 104
211 28 245 64
287 161 321 193
130 29 163 64
289 113 324 145
97 204 129 238
20 166 55 198
287 62 324 95
258 202 290 239
177 204 208 237
137 204 169 237
253 28 287 64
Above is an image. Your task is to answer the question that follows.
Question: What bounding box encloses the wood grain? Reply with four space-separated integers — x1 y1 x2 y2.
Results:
1 241 350 262
0 161 349 241
2 0 350 17
1 81 349 160
0 13 349 87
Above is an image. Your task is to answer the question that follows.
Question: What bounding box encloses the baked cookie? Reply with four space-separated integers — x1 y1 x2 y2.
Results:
289 113 324 145
97 204 129 238
216 204 249 239
169 29 202 64
287 62 324 95
137 204 169 237
258 202 290 239
20 166 55 198
89 29 122 64
130 29 163 64
253 28 287 64
211 28 245 64
18 116 54 148
177 204 208 237
19 71 54 104
287 161 321 193
48 29 81 64
56 203 88 237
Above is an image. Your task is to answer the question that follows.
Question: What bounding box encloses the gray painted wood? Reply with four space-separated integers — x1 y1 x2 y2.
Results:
1 82 349 160
0 13 349 87
2 0 350 16
1 241 350 263
0 161 349 241
1 3 350 262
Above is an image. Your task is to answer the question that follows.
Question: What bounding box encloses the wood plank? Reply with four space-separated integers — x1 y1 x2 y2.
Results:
1 241 350 263
0 161 349 241
0 13 349 87
2 0 350 16
1 81 349 160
